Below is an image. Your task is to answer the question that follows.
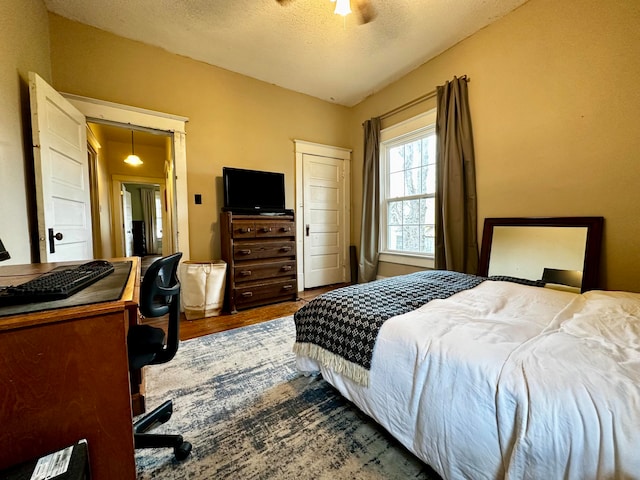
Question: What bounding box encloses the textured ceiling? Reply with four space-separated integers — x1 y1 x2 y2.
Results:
45 0 529 106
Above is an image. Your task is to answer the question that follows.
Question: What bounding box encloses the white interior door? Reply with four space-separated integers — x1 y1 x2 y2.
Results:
303 154 346 288
122 188 134 257
29 72 92 262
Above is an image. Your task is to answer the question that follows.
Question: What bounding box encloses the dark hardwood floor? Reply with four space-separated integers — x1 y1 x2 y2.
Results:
144 283 348 341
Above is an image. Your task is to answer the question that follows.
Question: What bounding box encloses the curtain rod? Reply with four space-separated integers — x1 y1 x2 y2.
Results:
378 75 470 121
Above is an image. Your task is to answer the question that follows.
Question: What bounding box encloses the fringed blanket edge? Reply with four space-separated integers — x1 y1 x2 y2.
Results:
293 341 370 387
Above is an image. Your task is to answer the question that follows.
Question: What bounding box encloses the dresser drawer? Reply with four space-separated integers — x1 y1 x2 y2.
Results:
233 241 295 261
234 279 297 307
234 260 296 283
254 222 295 238
231 221 256 238
232 221 295 239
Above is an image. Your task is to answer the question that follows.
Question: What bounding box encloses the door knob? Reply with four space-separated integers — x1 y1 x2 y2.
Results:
48 228 63 254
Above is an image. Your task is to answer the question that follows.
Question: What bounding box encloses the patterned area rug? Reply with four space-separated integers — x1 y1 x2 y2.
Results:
135 316 442 479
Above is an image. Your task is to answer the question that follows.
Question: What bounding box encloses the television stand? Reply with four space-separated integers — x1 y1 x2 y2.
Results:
220 211 298 313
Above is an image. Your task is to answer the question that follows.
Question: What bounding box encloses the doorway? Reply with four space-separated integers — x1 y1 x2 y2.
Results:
64 93 191 260
88 120 171 258
111 175 167 258
122 182 163 257
294 140 352 290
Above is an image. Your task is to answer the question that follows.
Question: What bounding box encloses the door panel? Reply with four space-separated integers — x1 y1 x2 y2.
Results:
29 72 92 262
303 155 345 288
122 189 134 257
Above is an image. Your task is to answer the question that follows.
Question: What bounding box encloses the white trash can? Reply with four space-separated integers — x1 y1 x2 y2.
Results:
179 260 227 320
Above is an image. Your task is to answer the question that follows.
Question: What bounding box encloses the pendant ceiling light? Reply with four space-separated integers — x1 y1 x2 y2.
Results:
124 130 143 166
331 0 352 16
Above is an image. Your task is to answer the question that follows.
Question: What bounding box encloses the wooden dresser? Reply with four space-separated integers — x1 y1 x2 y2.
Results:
221 211 297 313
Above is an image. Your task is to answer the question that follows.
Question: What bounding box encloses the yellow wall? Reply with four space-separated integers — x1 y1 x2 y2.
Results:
0 0 51 264
48 14 351 261
87 123 111 258
350 0 640 291
106 141 166 179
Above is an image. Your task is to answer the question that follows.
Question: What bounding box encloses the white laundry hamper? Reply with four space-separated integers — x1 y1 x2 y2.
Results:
179 260 227 320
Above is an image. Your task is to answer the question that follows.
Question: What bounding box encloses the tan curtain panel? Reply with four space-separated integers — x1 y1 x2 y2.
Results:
358 117 381 282
141 187 158 255
434 76 479 274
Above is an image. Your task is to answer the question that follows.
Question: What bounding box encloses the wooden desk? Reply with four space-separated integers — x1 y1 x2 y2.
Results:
0 258 140 480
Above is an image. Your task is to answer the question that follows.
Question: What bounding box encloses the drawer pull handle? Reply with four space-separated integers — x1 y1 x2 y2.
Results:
239 249 252 255
241 292 253 297
239 227 252 234
281 265 292 271
282 227 291 232
282 285 293 290
280 246 292 252
261 227 273 233
240 270 252 276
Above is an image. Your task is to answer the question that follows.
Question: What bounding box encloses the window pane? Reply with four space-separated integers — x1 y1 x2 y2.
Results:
421 197 435 224
388 201 403 226
405 140 421 170
389 171 404 198
403 199 421 225
403 226 420 252
422 164 436 194
422 136 436 166
421 226 435 253
389 145 404 173
404 167 422 196
388 226 403 250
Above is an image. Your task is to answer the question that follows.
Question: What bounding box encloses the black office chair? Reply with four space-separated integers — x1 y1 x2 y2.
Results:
127 252 192 461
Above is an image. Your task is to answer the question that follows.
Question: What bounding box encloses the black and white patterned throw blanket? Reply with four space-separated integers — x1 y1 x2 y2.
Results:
293 270 486 386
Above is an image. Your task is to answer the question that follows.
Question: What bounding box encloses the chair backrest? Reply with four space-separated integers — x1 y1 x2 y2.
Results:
139 252 183 365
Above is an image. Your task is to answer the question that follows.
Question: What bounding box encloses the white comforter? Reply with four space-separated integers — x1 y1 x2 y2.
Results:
296 281 640 479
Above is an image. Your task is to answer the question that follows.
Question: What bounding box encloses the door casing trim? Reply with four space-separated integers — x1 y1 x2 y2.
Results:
294 139 352 291
62 93 190 260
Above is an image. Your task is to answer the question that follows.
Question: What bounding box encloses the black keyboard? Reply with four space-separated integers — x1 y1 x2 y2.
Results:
0 260 115 306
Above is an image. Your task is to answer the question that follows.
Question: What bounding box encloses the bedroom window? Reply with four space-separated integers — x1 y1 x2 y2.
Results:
380 109 437 267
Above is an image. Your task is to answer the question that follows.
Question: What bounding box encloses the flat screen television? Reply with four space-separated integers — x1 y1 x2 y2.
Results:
223 167 287 214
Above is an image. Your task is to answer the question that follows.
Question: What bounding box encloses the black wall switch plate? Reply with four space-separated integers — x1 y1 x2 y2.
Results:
195 194 202 204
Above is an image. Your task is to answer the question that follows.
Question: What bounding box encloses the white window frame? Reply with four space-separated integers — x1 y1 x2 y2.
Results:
379 108 437 269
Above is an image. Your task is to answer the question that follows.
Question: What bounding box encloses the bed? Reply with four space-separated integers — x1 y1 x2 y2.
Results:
293 217 640 479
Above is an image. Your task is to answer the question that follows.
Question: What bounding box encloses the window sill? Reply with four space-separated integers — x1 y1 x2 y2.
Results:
379 252 435 269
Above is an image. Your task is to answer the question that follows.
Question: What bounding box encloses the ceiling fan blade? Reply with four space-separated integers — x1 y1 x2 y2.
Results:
354 0 376 24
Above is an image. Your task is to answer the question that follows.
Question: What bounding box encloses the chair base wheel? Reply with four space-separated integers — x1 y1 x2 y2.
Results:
174 441 192 461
